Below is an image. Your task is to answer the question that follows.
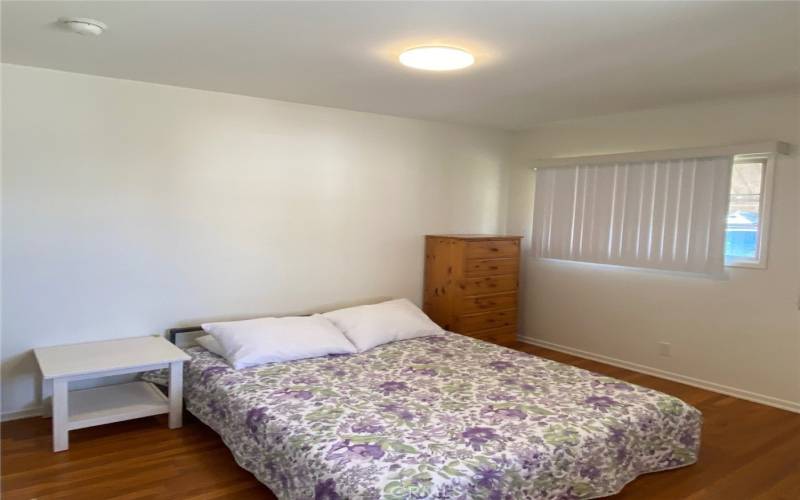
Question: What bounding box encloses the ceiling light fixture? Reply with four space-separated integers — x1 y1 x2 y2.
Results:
399 46 474 71
58 17 107 36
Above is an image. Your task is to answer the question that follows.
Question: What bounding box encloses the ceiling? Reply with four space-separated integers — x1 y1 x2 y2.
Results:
3 1 798 131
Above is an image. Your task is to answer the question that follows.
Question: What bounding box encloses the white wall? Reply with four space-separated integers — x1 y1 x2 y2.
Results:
1 64 512 417
507 93 800 411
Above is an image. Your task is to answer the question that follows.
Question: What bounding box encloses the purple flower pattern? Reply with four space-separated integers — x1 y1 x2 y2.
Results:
376 380 409 395
379 403 415 421
314 478 341 500
245 407 268 436
585 395 617 411
200 366 228 386
488 360 514 371
462 426 500 450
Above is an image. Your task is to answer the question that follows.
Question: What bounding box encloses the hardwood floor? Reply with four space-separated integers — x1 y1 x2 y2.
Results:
2 342 799 499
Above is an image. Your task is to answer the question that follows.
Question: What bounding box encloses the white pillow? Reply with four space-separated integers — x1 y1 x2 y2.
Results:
201 314 357 369
195 335 226 358
322 298 444 352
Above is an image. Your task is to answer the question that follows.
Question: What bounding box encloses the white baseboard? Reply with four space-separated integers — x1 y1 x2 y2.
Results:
519 335 800 414
2 406 43 422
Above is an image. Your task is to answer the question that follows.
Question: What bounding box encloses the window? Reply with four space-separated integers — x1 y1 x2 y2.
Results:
724 154 772 268
532 155 733 275
531 143 784 275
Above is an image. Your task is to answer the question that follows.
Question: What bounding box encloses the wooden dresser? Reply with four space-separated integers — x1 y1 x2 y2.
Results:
423 235 522 345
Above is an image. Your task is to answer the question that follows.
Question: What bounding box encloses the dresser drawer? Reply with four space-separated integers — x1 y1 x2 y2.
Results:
465 258 518 277
460 275 518 295
457 309 516 333
461 292 517 314
465 240 519 259
467 325 516 345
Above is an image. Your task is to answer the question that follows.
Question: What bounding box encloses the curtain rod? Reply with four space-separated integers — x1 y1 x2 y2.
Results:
530 141 791 169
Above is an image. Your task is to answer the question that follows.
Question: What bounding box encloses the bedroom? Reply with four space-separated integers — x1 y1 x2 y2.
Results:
1 1 798 499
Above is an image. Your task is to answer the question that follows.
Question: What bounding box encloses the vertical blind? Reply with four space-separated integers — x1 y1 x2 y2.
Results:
532 156 733 275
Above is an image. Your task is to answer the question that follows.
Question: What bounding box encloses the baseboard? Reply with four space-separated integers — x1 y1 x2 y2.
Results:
2 406 43 422
519 335 800 414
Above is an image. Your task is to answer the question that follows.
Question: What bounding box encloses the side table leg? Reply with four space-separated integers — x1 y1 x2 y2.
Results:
168 361 183 429
41 378 53 418
52 378 69 452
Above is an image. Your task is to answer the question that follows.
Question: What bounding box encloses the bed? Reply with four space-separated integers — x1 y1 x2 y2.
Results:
149 331 701 499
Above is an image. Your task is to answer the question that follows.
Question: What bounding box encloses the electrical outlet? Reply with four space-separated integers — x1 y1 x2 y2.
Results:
658 342 671 357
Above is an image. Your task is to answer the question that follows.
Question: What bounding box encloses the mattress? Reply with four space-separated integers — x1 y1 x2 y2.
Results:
165 332 701 499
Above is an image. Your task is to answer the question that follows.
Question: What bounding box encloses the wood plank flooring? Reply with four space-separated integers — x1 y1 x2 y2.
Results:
2 342 799 499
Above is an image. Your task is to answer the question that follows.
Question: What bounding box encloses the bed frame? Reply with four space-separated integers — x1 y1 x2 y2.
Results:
167 326 205 347
166 314 314 346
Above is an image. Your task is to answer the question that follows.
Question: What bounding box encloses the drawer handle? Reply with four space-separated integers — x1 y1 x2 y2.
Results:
489 266 498 270
490 247 499 252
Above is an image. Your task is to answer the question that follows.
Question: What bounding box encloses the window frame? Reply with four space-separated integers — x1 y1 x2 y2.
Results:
724 152 775 269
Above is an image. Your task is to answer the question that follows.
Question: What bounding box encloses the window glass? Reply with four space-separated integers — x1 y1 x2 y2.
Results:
725 159 765 264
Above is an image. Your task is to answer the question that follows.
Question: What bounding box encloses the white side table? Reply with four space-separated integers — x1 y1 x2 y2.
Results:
34 336 191 452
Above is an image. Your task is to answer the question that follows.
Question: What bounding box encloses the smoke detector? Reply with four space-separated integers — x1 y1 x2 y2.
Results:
58 17 107 36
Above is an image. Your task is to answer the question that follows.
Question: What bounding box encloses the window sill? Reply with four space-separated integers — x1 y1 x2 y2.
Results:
725 260 766 270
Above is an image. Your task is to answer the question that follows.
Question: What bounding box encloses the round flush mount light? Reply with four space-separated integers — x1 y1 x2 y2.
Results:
399 46 475 71
58 17 107 36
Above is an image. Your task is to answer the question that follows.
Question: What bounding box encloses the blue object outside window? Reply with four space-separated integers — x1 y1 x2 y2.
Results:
724 211 758 262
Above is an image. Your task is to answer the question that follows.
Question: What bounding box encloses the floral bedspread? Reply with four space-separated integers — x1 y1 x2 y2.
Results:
162 332 701 499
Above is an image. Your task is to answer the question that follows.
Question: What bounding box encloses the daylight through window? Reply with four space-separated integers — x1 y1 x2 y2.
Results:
724 154 770 267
